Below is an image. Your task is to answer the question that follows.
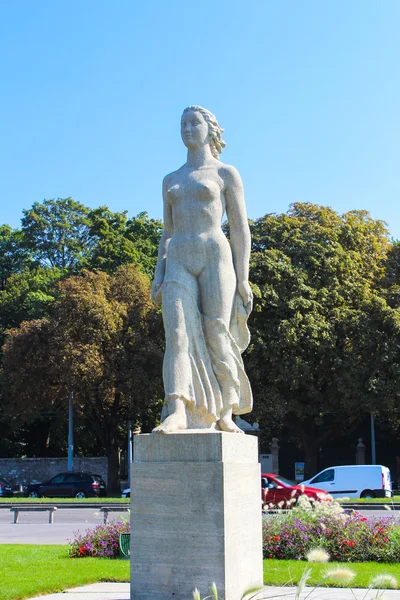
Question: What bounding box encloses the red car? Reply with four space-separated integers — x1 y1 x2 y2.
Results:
261 473 329 508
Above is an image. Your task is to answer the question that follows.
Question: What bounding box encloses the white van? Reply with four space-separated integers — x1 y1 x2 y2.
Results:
302 465 392 499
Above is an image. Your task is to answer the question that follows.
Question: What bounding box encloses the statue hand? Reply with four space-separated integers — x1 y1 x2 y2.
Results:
151 279 163 305
238 280 253 316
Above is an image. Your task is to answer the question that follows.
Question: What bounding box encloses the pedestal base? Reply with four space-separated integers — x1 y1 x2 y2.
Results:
130 432 263 600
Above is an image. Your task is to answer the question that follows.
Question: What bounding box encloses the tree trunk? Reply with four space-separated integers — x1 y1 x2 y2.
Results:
89 394 122 496
303 442 319 479
107 438 121 495
299 420 321 479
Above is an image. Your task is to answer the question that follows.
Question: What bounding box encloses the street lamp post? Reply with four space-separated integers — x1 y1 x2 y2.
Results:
68 391 74 471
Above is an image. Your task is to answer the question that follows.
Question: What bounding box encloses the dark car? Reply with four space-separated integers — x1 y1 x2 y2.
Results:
24 472 107 499
0 477 14 497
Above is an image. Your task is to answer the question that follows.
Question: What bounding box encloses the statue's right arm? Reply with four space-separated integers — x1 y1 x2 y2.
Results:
151 175 174 304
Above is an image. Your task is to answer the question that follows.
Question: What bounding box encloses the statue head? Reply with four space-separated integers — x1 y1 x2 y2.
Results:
181 106 226 159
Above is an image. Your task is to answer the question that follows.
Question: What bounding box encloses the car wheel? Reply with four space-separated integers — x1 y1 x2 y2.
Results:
28 490 41 498
361 490 375 498
75 490 87 499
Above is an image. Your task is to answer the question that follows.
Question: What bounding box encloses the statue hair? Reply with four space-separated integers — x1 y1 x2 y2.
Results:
182 105 226 159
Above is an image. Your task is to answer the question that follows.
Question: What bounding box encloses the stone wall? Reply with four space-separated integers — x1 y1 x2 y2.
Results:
0 457 108 488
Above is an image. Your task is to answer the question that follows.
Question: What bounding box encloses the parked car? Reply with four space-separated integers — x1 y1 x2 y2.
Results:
122 474 330 506
301 464 392 499
24 472 107 498
261 473 330 507
0 477 14 497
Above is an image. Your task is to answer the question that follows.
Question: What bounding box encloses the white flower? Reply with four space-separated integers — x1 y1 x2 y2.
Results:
324 567 356 585
370 574 398 589
383 504 392 511
306 548 330 563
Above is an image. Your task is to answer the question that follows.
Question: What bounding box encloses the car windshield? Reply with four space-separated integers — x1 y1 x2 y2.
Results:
272 475 295 487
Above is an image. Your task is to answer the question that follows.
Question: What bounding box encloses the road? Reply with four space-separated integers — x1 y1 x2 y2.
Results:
0 507 129 544
0 507 398 545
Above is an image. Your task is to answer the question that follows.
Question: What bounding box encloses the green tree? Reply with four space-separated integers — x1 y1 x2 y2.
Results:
247 203 400 476
2 265 164 493
0 267 62 344
383 240 400 309
0 225 32 290
87 208 162 277
124 211 163 276
21 198 92 270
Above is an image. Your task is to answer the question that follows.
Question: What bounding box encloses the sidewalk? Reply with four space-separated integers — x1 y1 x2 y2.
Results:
27 582 400 599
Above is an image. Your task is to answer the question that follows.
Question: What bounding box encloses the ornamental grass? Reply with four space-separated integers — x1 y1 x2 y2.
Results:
263 496 400 562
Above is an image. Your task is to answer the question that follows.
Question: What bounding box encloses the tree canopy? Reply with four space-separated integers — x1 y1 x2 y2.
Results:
2 265 164 492
0 225 32 290
21 198 92 270
1 198 399 483
247 204 400 475
86 207 162 276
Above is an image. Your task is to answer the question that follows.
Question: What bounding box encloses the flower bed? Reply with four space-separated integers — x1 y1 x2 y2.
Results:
263 497 400 562
69 520 130 558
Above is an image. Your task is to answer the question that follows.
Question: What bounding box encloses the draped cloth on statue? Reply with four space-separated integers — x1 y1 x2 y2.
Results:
161 279 253 427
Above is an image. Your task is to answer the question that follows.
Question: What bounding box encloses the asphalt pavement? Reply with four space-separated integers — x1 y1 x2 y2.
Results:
0 508 129 544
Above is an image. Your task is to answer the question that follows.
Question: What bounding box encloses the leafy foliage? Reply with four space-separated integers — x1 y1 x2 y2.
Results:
1 264 164 491
21 198 92 270
263 499 400 562
0 225 32 290
87 207 162 276
0 267 62 338
69 519 130 558
247 204 400 474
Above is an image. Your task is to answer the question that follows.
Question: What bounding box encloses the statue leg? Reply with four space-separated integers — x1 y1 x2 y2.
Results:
153 273 197 433
153 396 187 433
199 263 244 434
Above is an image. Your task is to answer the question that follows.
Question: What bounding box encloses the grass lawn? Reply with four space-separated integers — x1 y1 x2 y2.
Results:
2 546 400 600
264 559 400 588
0 545 129 600
339 496 400 503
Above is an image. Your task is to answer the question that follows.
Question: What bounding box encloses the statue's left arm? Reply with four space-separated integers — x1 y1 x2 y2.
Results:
223 166 253 315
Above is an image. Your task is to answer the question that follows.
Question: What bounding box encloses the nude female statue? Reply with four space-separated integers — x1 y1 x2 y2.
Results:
151 106 253 433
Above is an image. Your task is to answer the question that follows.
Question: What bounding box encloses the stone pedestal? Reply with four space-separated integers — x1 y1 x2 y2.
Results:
130 432 263 600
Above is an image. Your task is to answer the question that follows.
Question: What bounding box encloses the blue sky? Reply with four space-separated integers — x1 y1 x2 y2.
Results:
1 1 399 239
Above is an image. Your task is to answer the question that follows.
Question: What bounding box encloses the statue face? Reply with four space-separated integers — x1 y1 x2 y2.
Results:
181 110 209 150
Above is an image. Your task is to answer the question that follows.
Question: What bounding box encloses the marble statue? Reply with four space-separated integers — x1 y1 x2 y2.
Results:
151 106 253 434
